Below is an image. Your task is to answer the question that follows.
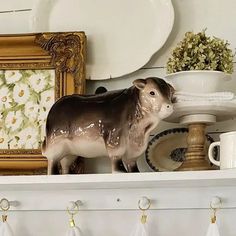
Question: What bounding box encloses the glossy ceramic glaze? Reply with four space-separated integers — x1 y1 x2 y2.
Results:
165 70 231 93
43 77 175 174
209 131 236 169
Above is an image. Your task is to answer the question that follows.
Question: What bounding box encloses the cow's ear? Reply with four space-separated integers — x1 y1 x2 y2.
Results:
167 83 175 95
133 79 146 90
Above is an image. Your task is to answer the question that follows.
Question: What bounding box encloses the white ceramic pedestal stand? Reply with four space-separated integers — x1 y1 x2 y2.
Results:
165 100 236 171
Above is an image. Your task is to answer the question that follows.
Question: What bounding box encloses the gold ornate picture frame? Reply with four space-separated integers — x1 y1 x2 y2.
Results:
0 32 86 175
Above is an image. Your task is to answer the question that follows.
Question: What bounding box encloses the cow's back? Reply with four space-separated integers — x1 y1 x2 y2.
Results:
45 87 139 140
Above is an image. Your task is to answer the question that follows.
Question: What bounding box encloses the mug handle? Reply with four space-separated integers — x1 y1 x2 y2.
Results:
208 141 220 166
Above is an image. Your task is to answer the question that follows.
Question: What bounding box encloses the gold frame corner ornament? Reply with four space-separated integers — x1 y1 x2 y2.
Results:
0 32 86 175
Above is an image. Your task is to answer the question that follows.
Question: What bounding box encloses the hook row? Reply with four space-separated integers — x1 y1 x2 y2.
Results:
0 196 222 212
58 196 222 212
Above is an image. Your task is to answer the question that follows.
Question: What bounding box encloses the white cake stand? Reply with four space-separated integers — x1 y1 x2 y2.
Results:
165 100 236 171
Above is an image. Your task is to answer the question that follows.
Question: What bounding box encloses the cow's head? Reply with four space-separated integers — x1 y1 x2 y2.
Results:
133 77 174 119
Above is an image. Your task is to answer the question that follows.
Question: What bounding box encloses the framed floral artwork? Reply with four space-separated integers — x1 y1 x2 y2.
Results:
0 32 86 175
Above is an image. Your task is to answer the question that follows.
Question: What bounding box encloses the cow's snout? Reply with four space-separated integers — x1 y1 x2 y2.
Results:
158 103 173 119
166 103 173 113
162 103 173 110
166 103 173 110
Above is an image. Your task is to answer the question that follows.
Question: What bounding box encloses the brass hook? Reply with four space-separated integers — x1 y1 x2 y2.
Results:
0 198 10 211
210 207 217 223
138 197 151 224
67 201 80 227
210 197 222 223
138 197 151 211
0 198 10 222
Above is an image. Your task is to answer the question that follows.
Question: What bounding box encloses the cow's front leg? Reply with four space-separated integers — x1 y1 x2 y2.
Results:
123 159 138 172
107 148 127 173
104 132 126 173
111 157 125 173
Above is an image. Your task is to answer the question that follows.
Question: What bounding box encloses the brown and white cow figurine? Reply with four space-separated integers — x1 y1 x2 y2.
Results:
42 77 175 174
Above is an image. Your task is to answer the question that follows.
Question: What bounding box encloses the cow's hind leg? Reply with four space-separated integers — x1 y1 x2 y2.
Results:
47 159 62 175
47 159 54 175
44 139 71 175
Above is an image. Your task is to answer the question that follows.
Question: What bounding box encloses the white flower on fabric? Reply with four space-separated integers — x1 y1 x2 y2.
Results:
5 110 23 132
5 70 22 84
13 83 30 104
0 86 12 109
24 101 40 122
9 137 21 149
41 89 54 109
29 73 47 93
0 130 9 149
17 127 39 149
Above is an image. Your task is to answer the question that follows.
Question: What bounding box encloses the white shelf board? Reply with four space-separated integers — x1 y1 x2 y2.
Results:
1 170 236 211
0 169 236 191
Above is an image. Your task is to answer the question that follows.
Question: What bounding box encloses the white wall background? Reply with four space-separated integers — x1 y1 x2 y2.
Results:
0 0 236 235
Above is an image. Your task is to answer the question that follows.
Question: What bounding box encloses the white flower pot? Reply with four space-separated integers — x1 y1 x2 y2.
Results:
165 70 231 93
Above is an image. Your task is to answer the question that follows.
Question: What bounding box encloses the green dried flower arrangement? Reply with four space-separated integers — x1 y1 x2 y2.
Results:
166 30 234 74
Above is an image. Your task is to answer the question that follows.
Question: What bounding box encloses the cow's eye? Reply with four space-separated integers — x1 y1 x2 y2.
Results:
150 91 155 96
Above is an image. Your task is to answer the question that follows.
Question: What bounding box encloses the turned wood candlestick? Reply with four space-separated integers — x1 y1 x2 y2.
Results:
177 114 215 171
177 123 211 170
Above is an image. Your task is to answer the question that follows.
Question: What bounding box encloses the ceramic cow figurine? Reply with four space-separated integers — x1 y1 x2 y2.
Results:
42 77 175 174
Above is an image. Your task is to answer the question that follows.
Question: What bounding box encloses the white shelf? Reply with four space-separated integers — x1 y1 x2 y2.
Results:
1 170 236 211
0 169 236 190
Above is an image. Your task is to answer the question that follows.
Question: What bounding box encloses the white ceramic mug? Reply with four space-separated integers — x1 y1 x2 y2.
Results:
208 131 236 169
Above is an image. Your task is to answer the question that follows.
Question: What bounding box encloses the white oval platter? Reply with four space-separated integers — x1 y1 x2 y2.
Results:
30 0 174 80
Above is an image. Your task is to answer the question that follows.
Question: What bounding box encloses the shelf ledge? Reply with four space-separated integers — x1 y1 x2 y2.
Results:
0 169 236 190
